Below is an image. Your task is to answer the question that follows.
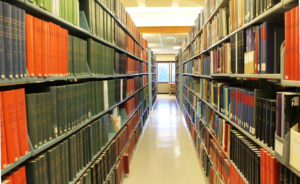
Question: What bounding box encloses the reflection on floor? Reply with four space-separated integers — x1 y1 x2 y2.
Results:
123 95 206 184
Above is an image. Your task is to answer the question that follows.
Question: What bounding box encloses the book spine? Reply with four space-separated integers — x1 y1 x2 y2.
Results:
0 1 4 78
26 14 35 76
3 90 21 164
3 2 13 78
15 88 30 156
11 5 19 78
0 92 8 169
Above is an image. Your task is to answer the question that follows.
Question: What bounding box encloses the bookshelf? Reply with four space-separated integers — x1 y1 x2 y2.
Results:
0 0 157 183
177 0 300 183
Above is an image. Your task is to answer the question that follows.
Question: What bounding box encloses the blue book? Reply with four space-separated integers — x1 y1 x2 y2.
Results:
0 1 5 79
11 5 18 78
3 2 13 78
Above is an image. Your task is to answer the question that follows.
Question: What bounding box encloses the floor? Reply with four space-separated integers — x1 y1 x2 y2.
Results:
123 95 207 184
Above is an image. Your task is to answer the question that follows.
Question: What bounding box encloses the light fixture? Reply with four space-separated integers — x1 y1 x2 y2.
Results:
173 46 181 50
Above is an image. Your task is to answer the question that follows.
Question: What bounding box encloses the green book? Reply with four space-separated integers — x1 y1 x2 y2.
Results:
40 155 49 184
40 93 47 144
64 141 70 183
54 146 62 184
68 35 73 75
49 88 58 138
26 160 39 184
60 143 66 184
47 148 56 184
35 93 43 146
26 93 39 149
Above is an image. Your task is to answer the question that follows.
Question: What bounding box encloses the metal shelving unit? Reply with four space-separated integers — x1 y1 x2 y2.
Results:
182 102 249 184
183 0 229 52
211 73 282 79
10 0 147 63
103 105 149 184
184 85 276 156
1 85 148 176
183 73 212 79
0 73 149 87
70 99 150 184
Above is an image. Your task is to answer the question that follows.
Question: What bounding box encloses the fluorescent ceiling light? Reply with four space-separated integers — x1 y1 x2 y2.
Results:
126 7 204 13
173 46 181 49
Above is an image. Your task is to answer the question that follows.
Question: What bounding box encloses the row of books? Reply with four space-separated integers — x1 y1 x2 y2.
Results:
69 35 89 75
188 78 300 149
1 3 27 79
200 7 229 50
2 89 149 183
1 77 145 166
228 0 280 33
183 56 211 76
28 0 80 26
83 0 114 43
0 1 148 80
285 6 299 81
185 101 300 184
199 21 284 75
87 39 115 76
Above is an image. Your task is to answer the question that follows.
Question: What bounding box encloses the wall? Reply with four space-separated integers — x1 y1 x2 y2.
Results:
156 54 176 94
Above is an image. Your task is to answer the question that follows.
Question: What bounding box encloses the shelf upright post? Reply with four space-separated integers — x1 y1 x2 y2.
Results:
148 50 153 114
178 49 183 113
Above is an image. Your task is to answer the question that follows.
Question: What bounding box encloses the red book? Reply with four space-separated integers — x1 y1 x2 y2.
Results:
13 166 27 184
15 88 29 156
25 14 35 76
41 20 48 77
48 22 55 76
2 176 14 184
285 10 291 80
54 24 60 76
291 8 296 80
296 6 299 80
2 90 20 164
260 148 264 184
0 92 8 169
33 17 42 77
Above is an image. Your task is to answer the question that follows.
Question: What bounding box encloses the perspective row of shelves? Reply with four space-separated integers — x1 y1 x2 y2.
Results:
182 73 300 87
183 0 295 53
11 0 147 63
103 105 149 184
183 0 228 52
1 84 149 176
182 105 249 184
0 73 149 87
183 84 276 156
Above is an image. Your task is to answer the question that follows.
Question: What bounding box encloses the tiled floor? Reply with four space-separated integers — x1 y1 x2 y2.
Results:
123 95 207 184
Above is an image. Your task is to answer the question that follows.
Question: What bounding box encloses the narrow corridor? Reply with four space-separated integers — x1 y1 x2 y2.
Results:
123 95 206 184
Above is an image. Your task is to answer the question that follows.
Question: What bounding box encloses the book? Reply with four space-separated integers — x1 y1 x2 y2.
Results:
2 89 21 164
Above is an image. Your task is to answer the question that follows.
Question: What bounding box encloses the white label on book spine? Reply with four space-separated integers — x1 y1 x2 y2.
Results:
104 81 109 110
275 138 283 156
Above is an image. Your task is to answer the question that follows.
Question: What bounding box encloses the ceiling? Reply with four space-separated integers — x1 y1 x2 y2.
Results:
142 33 188 54
121 0 204 7
121 0 204 54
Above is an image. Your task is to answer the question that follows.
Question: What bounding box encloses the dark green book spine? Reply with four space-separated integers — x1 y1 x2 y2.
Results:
64 140 70 183
60 143 66 184
41 155 49 184
26 160 39 184
68 35 73 75
41 93 48 144
35 93 43 146
54 146 62 184
68 137 74 181
26 94 39 149
50 88 58 138
47 149 56 184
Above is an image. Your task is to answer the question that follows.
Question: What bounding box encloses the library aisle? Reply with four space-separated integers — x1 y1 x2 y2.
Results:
123 95 206 184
